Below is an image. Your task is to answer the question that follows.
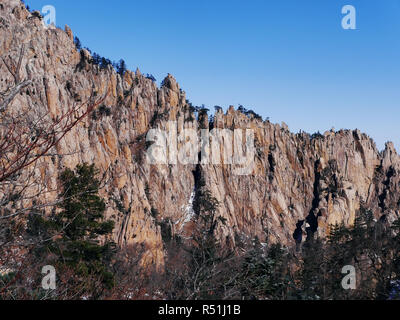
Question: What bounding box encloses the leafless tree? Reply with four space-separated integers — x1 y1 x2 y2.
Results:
0 43 109 296
0 44 32 113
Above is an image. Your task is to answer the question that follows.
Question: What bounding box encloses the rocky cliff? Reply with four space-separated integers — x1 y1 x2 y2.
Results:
1 0 399 266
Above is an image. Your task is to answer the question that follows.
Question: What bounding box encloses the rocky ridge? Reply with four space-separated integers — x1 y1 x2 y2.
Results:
1 0 400 266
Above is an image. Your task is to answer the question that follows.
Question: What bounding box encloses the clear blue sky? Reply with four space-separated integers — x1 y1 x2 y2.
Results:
27 0 400 150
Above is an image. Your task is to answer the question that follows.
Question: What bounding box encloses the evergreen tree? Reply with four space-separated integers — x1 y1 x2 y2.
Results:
238 240 293 300
100 57 112 69
28 164 116 297
296 238 326 300
74 36 82 51
91 53 101 65
116 59 127 76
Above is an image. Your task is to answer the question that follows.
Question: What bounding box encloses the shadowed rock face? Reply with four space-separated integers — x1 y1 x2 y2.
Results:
1 0 400 266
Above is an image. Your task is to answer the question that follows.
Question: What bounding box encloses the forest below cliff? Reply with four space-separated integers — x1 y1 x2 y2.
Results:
1 0 400 300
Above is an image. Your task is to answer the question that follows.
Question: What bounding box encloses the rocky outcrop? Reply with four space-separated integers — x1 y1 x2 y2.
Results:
1 0 399 266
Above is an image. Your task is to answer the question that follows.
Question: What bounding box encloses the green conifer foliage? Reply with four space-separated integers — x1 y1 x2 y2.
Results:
29 164 116 296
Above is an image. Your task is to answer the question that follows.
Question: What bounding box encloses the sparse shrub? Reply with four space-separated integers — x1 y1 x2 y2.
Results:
98 105 112 116
145 74 157 82
214 105 223 113
238 105 263 120
311 131 324 140
91 105 112 120
74 36 82 51
151 208 159 219
115 59 127 76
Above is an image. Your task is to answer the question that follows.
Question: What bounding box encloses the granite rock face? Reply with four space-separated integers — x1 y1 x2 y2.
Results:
1 0 399 266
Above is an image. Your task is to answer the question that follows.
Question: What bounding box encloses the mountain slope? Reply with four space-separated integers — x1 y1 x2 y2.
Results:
1 0 399 266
